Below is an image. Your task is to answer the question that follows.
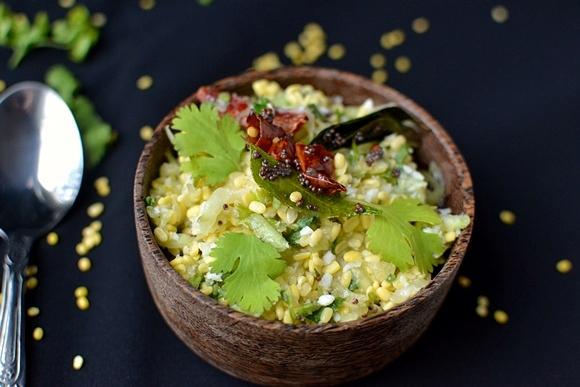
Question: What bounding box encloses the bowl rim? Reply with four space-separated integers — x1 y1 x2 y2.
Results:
134 66 475 334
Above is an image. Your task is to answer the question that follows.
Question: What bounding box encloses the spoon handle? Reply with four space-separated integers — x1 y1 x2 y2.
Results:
0 235 27 387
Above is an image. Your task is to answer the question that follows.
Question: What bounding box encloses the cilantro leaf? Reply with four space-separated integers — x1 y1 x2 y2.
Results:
45 65 115 168
367 198 444 273
211 233 287 314
0 4 101 68
171 103 245 185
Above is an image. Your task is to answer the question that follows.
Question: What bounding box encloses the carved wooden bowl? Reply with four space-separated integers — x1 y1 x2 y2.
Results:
134 67 474 386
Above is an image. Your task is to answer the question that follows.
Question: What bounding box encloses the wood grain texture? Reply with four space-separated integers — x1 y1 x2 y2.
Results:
133 67 475 386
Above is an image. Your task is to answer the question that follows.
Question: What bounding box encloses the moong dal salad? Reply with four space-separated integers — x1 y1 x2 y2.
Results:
146 80 469 324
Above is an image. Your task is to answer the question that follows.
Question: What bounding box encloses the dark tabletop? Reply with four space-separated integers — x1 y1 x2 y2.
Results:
1 0 579 386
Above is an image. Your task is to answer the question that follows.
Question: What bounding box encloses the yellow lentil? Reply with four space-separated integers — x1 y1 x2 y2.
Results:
327 44 346 60
32 327 44 341
78 257 92 272
46 232 59 246
319 307 333 323
87 202 104 218
412 17 430 34
475 304 489 318
556 259 572 274
246 126 259 138
139 0 155 11
27 307 40 317
493 309 509 324
72 355 84 370
284 41 302 59
75 242 89 256
289 191 302 203
75 286 88 298
136 75 153 90
394 56 412 73
283 310 293 324
25 265 38 277
91 12 107 27
491 5 509 23
90 220 103 231
26 277 38 290
139 125 154 141
457 275 471 288
499 210 516 225
369 53 386 69
343 250 362 262
372 69 388 84
58 0 76 8
324 261 341 274
249 201 266 214
76 296 90 311
477 295 490 306
0 79 5 92
376 287 391 302
94 176 111 197
253 52 282 71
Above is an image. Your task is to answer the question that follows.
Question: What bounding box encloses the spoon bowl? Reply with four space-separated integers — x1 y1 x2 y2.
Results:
0 82 83 386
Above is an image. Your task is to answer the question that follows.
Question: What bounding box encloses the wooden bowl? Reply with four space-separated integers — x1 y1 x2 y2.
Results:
134 67 474 386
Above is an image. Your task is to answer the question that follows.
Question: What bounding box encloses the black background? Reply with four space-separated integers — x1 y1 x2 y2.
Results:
1 0 579 386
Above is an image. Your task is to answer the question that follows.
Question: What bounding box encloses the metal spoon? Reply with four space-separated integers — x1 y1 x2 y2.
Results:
0 82 83 386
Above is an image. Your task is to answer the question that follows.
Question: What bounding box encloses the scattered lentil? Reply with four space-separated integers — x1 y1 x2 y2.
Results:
477 295 490 306
140 125 154 141
412 17 430 34
26 277 38 290
0 79 5 92
76 296 90 311
493 309 509 324
139 0 156 11
87 202 104 218
75 286 89 298
32 327 44 341
476 304 489 318
136 75 154 90
556 259 572 274
94 177 110 197
499 210 516 225
491 5 509 23
372 69 388 84
46 232 59 246
75 243 88 256
78 257 92 272
457 275 471 288
253 52 282 71
72 355 84 370
25 265 38 277
58 0 76 9
380 29 405 49
27 307 40 317
91 12 107 27
327 44 346 60
394 56 412 73
370 53 386 69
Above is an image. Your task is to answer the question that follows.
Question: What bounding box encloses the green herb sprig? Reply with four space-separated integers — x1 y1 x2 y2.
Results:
0 3 101 68
45 65 115 168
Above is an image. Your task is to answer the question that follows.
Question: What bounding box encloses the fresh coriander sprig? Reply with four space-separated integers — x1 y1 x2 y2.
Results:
171 103 245 185
367 198 445 274
210 232 287 314
0 3 101 68
45 65 115 168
